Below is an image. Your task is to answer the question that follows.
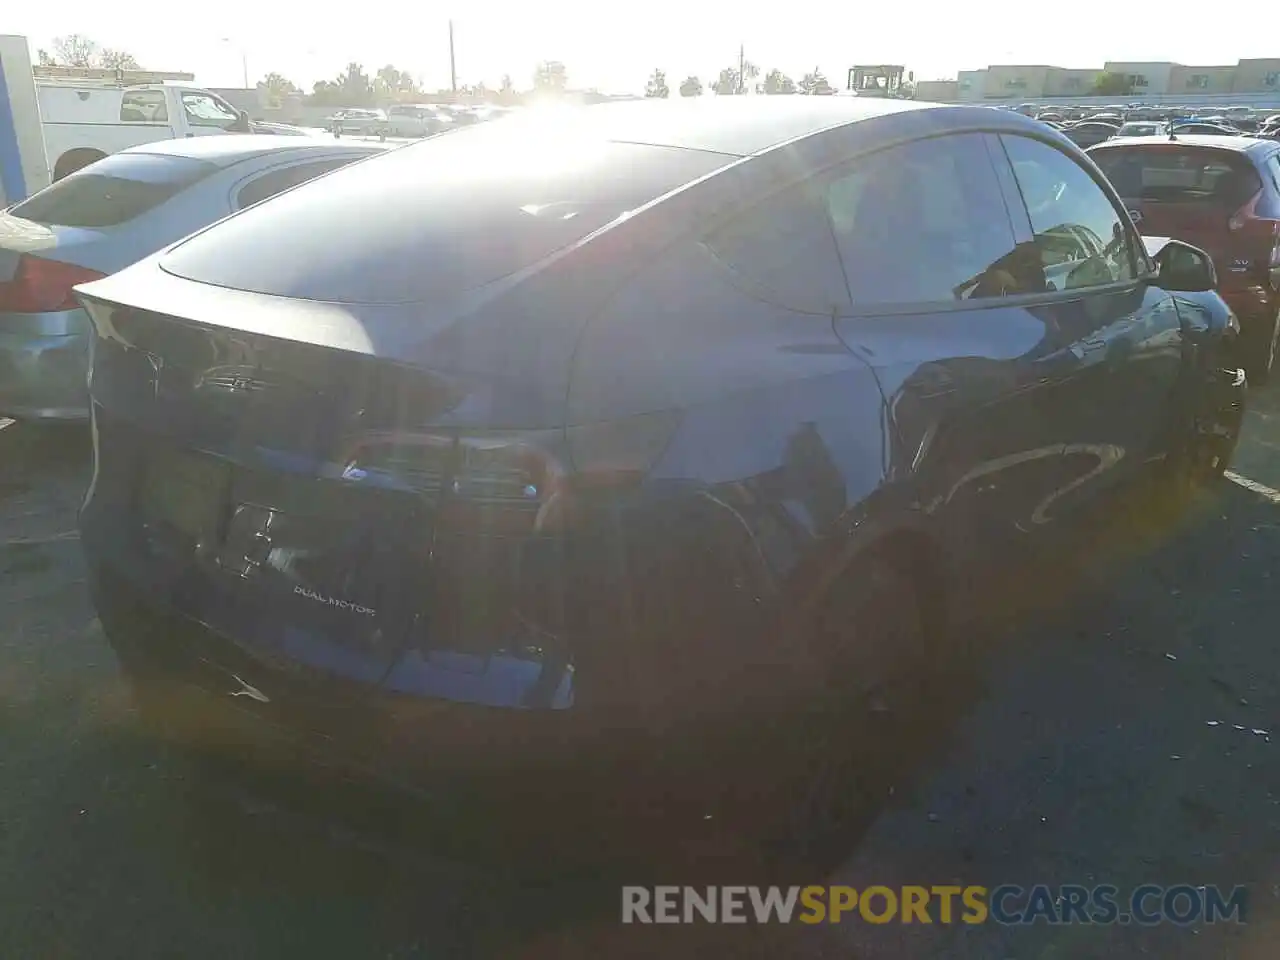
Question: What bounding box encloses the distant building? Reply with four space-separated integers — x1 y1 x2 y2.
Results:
946 57 1280 103
1234 59 1280 94
914 80 958 102
956 69 987 101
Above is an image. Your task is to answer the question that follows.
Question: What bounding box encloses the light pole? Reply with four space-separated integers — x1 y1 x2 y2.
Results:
220 38 249 88
449 20 458 95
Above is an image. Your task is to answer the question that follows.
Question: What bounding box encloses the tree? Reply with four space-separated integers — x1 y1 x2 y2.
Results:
679 75 702 97
497 74 517 104
44 35 143 71
739 60 760 94
374 64 420 101
259 72 299 109
336 62 374 106
99 48 141 71
1094 71 1132 96
308 80 337 105
52 34 98 68
711 67 738 95
799 68 833 95
533 61 568 93
261 72 298 95
645 69 669 98
763 69 796 95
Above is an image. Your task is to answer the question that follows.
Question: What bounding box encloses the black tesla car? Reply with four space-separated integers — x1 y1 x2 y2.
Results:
75 99 1245 867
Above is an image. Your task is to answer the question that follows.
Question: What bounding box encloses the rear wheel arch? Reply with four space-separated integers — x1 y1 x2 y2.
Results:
53 148 106 181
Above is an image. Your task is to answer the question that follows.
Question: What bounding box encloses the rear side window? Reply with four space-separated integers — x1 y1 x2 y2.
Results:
120 90 167 123
235 157 364 209
827 133 1033 304
1266 155 1280 192
162 124 732 303
1091 146 1263 208
703 180 850 314
10 153 217 228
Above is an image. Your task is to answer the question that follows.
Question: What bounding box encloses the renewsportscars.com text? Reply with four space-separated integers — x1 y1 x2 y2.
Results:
621 884 1248 925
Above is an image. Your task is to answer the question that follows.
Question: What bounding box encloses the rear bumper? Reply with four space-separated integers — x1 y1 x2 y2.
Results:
0 308 90 420
86 559 634 797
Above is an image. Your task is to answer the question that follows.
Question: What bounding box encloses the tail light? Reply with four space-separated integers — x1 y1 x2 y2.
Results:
0 254 106 313
1227 189 1262 232
1226 191 1280 268
333 430 569 536
331 413 680 536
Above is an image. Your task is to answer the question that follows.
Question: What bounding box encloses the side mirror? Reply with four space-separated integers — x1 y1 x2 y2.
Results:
1150 238 1217 292
230 109 251 133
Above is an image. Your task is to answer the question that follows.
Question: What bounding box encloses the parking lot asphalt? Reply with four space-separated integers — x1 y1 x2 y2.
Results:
4 388 1280 959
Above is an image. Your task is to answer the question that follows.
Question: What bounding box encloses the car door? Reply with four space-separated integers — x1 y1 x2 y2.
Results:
995 132 1184 514
824 132 1078 585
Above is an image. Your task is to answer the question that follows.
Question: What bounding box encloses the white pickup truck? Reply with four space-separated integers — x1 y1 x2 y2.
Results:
38 79 253 182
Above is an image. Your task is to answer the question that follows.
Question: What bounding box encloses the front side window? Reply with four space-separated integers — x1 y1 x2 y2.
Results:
826 133 1037 305
1001 134 1139 291
181 92 239 128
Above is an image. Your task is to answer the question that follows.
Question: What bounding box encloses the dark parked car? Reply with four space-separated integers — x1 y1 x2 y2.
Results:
1090 135 1280 380
1062 120 1122 149
74 100 1246 868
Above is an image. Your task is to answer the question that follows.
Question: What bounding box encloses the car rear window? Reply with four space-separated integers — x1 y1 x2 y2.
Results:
1092 146 1263 207
10 153 217 228
160 121 732 304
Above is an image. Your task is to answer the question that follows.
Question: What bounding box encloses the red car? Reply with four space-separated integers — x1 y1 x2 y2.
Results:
1090 135 1280 380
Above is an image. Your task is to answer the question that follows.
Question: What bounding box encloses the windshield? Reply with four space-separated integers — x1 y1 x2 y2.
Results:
9 152 217 227
181 92 239 127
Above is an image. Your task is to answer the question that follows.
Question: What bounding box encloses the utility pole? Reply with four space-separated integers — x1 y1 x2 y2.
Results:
738 43 745 95
449 20 458 94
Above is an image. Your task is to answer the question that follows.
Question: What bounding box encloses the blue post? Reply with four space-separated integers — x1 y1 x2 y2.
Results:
0 53 30 203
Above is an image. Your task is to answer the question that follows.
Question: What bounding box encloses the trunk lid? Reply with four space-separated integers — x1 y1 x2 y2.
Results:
76 263 585 715
80 292 468 704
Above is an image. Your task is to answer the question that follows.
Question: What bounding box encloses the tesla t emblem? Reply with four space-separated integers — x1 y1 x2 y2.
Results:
228 674 270 703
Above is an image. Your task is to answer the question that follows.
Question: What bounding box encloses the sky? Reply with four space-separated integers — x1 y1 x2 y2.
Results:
8 3 1280 94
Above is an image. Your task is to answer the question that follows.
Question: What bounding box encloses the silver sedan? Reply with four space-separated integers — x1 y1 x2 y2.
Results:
0 135 390 420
